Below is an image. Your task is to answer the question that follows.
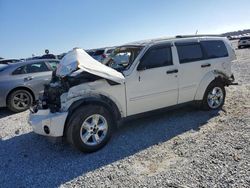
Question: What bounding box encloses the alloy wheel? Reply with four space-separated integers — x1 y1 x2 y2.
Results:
12 92 31 111
207 87 224 109
80 114 108 146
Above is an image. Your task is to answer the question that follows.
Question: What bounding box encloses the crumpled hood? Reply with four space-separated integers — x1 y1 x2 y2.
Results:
56 49 125 83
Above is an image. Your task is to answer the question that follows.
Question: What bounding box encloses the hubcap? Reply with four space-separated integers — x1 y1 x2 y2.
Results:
80 114 108 146
12 92 30 110
207 87 224 109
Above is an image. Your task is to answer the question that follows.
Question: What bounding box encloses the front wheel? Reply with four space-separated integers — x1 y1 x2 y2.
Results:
66 105 114 152
201 81 225 110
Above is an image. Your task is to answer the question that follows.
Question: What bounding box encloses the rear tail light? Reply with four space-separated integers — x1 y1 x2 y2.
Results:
102 54 106 59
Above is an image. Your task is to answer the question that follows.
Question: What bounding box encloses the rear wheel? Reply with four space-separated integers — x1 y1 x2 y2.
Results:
7 89 33 112
66 105 114 152
201 81 225 110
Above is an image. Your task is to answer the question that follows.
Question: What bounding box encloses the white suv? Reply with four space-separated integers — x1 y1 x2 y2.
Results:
29 36 236 152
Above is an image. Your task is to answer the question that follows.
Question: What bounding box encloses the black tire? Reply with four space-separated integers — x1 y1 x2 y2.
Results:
201 81 225 110
238 45 243 49
7 89 33 112
66 105 115 152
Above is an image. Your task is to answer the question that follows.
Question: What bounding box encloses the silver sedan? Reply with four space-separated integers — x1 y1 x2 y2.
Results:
0 59 59 112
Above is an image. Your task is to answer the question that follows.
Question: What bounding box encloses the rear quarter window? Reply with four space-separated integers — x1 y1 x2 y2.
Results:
201 40 228 59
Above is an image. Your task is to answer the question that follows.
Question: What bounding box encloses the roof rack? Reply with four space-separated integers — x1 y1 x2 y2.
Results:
175 34 222 38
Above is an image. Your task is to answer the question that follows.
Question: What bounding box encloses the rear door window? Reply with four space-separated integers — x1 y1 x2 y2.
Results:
176 43 204 64
201 40 228 59
26 62 49 73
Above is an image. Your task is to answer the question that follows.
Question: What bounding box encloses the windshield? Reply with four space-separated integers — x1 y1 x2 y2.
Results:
103 46 143 72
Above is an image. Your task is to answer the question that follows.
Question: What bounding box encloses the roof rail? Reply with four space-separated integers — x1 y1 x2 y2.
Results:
175 34 222 38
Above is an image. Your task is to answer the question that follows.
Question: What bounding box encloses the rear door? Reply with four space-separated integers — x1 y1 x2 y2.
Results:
175 41 211 103
125 43 179 116
200 40 230 75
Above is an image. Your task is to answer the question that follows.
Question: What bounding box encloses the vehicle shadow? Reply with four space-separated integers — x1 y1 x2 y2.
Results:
0 107 15 119
0 106 219 187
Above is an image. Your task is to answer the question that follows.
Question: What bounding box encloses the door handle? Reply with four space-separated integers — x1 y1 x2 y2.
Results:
167 69 178 74
201 63 211 68
24 76 33 81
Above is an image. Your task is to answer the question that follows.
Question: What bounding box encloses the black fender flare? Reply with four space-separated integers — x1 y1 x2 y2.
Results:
63 95 121 135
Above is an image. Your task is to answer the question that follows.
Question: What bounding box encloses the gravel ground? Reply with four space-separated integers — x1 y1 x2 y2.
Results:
0 41 249 188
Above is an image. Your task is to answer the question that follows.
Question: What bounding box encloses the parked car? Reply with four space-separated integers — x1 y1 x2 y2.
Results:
238 36 250 49
29 36 236 152
0 59 59 112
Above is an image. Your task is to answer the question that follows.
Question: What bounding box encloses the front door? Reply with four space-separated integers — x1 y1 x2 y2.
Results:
125 44 179 116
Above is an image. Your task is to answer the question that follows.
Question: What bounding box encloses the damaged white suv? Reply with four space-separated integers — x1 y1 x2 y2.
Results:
29 36 236 152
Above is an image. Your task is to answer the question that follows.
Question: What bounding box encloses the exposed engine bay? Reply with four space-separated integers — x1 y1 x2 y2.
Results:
41 70 102 112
